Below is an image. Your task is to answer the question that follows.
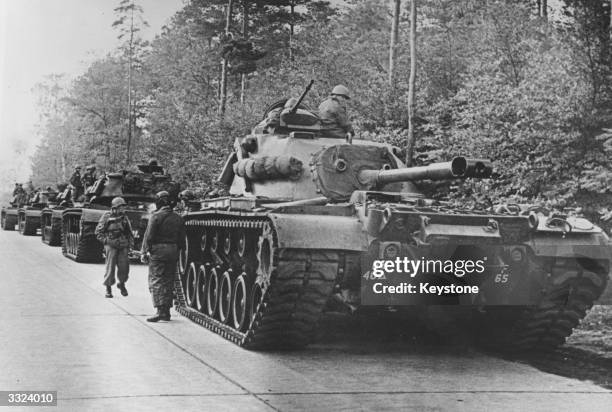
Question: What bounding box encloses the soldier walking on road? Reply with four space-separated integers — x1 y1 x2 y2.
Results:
95 197 134 298
141 191 186 322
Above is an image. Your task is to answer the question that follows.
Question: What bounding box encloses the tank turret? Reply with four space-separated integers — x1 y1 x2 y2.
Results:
85 167 179 206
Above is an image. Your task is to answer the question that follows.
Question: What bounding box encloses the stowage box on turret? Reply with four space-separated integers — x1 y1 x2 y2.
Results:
176 85 611 352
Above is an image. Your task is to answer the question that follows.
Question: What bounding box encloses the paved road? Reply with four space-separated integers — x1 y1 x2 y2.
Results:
0 231 610 411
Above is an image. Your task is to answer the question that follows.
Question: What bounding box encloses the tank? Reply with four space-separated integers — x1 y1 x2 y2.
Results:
60 165 179 262
17 189 60 236
41 186 72 246
176 87 611 351
1 190 29 231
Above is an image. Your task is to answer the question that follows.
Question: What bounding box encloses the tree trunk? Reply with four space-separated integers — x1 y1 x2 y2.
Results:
289 1 295 61
219 0 234 118
240 0 248 105
126 3 134 165
406 0 417 166
389 0 401 86
540 0 548 20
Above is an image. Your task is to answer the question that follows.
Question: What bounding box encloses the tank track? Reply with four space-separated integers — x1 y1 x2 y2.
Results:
42 216 62 246
18 215 37 236
2 214 17 231
481 258 609 352
175 216 339 349
61 216 104 263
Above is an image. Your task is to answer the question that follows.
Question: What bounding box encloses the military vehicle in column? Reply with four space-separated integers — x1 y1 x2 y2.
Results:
41 185 72 246
1 185 29 231
176 82 610 351
61 164 179 262
17 188 61 236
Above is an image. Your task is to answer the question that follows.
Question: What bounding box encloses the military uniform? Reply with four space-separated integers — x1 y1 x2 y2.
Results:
318 96 354 139
81 169 97 190
70 169 84 200
141 204 186 321
95 209 134 295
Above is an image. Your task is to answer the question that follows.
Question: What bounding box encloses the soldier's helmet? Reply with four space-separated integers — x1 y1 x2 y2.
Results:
75 165 81 170
156 190 169 199
86 165 96 171
331 85 350 100
111 197 126 208
149 159 159 167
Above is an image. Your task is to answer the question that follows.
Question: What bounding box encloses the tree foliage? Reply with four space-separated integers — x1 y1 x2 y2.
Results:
28 0 612 230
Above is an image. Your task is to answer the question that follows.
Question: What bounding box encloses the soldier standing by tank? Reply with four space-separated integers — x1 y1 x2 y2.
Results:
95 197 134 298
141 191 186 322
318 85 355 140
81 165 97 191
69 166 84 201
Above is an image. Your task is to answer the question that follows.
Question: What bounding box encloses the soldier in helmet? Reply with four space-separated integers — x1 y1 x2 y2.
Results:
81 165 97 191
141 191 186 322
12 183 26 206
176 189 196 213
318 85 355 140
69 166 84 200
95 197 134 298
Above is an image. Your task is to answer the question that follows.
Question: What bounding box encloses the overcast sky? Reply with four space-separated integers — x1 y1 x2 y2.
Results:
0 0 185 184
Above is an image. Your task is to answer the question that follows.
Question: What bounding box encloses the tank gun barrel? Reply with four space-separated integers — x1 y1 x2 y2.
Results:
288 80 314 114
358 157 492 186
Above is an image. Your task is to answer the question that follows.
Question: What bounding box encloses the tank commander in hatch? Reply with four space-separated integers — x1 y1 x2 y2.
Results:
81 165 97 190
69 165 85 200
95 197 134 298
318 85 355 141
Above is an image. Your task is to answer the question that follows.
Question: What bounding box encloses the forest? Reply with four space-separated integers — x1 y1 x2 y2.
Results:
29 0 612 231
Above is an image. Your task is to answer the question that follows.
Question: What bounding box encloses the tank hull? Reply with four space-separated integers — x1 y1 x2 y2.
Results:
177 197 611 351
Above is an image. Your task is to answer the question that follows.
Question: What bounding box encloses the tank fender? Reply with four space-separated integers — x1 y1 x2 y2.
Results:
526 233 612 260
269 213 368 251
81 209 106 224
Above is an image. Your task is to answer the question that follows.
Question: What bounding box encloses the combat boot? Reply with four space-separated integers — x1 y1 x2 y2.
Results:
160 305 171 321
146 308 164 322
117 283 128 296
105 285 113 298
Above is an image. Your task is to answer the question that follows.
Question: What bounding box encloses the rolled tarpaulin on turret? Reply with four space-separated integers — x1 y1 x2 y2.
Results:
233 156 303 181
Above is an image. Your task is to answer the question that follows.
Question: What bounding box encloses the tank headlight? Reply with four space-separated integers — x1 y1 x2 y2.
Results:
383 243 400 259
510 248 524 262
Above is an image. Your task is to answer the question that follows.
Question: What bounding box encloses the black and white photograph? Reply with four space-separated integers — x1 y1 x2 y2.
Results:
1 0 611 411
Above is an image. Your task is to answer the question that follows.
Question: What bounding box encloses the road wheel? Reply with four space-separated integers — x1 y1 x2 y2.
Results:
232 272 251 331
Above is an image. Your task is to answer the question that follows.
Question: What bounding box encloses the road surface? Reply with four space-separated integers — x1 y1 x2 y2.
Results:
0 231 610 411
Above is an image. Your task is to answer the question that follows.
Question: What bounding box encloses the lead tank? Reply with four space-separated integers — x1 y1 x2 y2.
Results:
177 86 611 351
61 164 179 262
